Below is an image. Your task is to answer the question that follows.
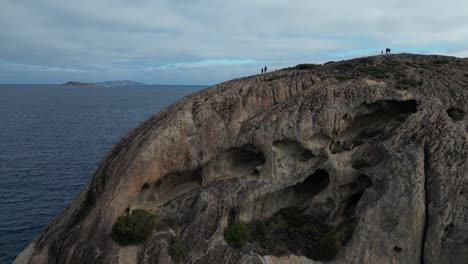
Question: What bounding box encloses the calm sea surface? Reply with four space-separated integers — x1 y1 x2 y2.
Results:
0 84 206 263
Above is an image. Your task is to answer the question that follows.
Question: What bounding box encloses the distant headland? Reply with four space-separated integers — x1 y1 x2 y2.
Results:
63 80 144 87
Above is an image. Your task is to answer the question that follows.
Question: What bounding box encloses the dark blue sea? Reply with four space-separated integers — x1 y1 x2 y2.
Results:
0 84 206 263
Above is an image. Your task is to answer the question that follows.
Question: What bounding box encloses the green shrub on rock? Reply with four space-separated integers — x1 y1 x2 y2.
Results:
224 222 249 248
292 64 319 70
111 209 157 246
169 235 187 264
224 207 343 261
352 159 370 170
335 74 352 81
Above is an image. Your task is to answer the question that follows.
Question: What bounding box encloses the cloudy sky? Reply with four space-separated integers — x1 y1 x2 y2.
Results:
1 0 467 85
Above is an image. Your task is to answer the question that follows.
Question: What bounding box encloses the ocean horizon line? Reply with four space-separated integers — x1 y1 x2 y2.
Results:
0 83 212 87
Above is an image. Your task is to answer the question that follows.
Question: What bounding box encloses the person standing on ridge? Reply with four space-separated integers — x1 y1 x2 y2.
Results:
264 66 267 73
261 68 264 74
381 50 383 55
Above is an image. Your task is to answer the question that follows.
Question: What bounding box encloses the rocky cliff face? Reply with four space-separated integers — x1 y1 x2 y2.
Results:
16 54 468 264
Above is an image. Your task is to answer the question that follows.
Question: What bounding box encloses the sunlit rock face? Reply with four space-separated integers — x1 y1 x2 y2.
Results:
15 54 468 264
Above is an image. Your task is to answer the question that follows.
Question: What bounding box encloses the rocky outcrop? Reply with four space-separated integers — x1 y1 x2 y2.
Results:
17 54 468 263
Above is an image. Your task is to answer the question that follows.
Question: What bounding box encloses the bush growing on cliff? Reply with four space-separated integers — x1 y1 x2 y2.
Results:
111 209 157 246
169 235 187 263
352 159 370 170
224 222 249 248
224 208 342 261
397 78 423 90
335 74 353 81
288 64 319 70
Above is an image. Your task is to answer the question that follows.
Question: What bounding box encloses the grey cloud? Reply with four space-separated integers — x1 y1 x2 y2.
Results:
1 0 467 84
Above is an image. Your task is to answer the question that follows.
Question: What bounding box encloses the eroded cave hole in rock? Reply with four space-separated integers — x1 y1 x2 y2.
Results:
247 169 331 221
226 170 366 261
133 168 203 210
341 174 373 217
273 140 318 163
272 140 326 176
230 171 373 260
203 144 266 182
332 100 418 153
294 169 330 197
298 149 315 162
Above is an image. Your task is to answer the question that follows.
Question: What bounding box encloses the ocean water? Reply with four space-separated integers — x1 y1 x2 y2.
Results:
0 84 206 263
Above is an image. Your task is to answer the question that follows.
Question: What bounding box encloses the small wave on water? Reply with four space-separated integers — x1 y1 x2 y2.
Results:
0 84 205 263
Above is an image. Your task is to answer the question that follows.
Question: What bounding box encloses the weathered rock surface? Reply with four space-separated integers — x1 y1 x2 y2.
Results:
16 54 468 264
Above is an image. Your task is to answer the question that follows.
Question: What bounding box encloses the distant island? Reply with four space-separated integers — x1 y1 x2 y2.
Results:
63 80 144 87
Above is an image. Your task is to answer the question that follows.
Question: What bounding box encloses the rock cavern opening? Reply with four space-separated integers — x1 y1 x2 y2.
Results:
133 168 203 210
332 99 418 153
203 145 266 182
294 169 330 197
245 169 331 221
341 174 373 217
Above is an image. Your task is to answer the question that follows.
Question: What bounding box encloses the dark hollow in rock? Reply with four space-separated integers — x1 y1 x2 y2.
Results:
273 140 306 156
294 169 330 197
273 140 322 165
134 168 203 209
141 183 149 190
203 144 266 182
335 99 418 152
340 174 373 217
245 169 331 221
393 246 402 252
447 108 465 121
298 149 315 162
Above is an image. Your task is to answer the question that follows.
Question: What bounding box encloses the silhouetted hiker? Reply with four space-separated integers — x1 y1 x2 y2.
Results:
264 66 267 73
389 48 391 54
381 50 383 55
261 68 264 74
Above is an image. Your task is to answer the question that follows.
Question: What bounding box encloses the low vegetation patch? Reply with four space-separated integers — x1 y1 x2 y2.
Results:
396 78 423 90
447 108 465 121
352 159 371 170
336 62 354 71
335 74 353 81
362 67 388 79
433 59 450 65
224 208 349 261
169 235 187 264
111 209 157 246
224 222 249 248
265 75 284 81
290 63 319 70
383 59 400 67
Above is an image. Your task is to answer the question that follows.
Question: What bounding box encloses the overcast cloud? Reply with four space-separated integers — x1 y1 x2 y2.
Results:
1 0 467 84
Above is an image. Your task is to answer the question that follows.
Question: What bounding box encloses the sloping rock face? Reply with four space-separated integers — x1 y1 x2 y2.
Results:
16 54 468 264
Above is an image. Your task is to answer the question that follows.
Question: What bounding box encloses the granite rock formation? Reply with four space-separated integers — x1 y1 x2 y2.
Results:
16 54 468 264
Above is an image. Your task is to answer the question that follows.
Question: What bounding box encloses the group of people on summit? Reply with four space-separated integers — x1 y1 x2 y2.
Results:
261 47 393 76
381 48 392 55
